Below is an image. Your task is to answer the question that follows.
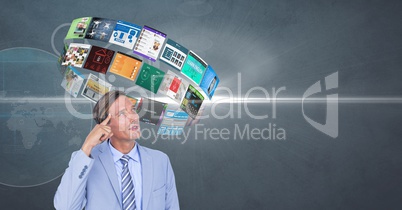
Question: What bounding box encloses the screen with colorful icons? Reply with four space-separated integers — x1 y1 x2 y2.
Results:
159 39 188 71
157 110 189 135
133 25 167 62
109 20 142 50
109 52 142 81
135 63 165 93
180 84 205 119
61 16 220 129
180 51 208 85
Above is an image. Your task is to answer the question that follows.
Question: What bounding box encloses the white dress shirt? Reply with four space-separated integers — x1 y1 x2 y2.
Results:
108 140 143 210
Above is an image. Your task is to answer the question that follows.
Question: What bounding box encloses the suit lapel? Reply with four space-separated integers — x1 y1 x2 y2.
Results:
139 144 153 210
97 142 122 206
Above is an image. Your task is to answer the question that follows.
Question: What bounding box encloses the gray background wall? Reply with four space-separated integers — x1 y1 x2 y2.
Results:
1 0 402 209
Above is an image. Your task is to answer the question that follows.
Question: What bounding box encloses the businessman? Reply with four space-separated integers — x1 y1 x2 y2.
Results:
54 90 180 210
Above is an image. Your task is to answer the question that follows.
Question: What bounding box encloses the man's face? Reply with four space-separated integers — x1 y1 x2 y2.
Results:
108 95 141 141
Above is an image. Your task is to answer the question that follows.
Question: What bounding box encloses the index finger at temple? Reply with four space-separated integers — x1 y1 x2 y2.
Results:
100 114 111 125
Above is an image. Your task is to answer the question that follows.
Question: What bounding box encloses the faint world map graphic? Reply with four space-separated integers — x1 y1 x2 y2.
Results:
0 48 92 187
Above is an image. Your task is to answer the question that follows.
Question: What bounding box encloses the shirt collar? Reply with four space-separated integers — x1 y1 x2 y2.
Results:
108 139 140 163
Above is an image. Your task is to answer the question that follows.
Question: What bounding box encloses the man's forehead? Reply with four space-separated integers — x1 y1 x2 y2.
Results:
108 96 133 113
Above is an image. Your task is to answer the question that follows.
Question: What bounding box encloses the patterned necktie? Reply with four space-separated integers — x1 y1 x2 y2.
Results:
120 155 136 210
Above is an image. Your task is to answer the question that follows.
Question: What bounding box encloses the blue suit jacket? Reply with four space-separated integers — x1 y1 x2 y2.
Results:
54 141 179 210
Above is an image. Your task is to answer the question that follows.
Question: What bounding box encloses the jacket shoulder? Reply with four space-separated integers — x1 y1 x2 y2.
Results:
139 145 170 164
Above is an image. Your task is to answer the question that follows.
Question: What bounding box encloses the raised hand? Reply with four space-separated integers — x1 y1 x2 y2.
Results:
81 114 113 157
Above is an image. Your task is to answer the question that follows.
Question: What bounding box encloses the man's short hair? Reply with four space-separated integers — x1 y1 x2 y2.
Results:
93 90 126 124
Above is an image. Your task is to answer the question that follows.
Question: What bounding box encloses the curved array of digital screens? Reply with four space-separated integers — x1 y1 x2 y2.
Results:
58 17 219 135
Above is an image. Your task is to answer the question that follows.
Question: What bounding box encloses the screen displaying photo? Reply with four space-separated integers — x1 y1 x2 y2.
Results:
81 73 113 103
61 43 91 68
85 18 117 42
65 17 92 39
60 66 84 98
158 70 189 103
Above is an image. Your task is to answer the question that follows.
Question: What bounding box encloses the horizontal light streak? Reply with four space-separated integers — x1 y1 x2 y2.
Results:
0 97 401 104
